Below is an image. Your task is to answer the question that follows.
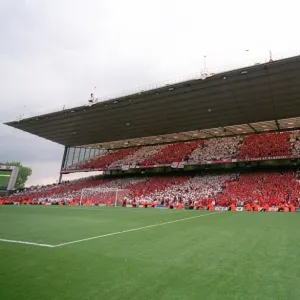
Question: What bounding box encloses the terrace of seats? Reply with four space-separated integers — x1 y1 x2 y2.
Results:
1 171 299 208
65 130 300 172
217 172 300 207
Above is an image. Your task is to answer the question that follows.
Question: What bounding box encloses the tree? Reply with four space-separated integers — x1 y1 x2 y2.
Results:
0 161 32 189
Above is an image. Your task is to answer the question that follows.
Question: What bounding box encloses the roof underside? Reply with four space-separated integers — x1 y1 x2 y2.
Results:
83 117 300 149
5 55 300 149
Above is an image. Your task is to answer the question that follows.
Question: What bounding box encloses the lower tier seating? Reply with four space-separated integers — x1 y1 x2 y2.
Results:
2 171 299 208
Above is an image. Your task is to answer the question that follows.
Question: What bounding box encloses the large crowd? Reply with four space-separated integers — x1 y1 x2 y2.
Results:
189 137 243 161
291 130 300 155
1 171 299 211
239 132 291 158
69 148 137 170
65 130 300 172
139 174 235 204
217 172 300 207
109 145 168 168
2 130 300 211
141 140 202 166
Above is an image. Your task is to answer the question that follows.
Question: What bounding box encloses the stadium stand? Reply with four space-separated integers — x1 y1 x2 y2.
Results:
141 140 203 166
1 171 299 210
217 171 300 207
77 177 148 205
126 176 189 200
291 130 300 155
189 137 243 161
108 144 169 168
140 174 235 204
63 130 300 172
239 132 291 158
68 148 138 170
2 177 109 204
3 58 300 212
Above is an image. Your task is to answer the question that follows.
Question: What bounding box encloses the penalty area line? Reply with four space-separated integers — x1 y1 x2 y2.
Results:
55 211 223 248
0 238 55 248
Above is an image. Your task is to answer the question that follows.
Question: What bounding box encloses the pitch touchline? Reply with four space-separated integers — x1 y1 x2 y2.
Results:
54 211 222 247
0 212 222 248
0 238 55 248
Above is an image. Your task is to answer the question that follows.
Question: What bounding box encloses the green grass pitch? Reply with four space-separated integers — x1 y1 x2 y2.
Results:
0 206 299 300
0 170 10 190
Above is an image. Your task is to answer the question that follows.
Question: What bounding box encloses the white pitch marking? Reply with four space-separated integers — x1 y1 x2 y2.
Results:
0 238 55 248
55 211 222 247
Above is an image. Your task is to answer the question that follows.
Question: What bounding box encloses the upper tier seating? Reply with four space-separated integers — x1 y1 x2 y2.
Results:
64 130 300 172
109 145 168 168
239 132 291 159
141 140 203 166
80 148 138 170
189 137 243 161
290 130 300 155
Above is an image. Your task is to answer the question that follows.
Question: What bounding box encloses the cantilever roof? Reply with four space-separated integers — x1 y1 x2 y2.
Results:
82 117 300 150
5 55 300 148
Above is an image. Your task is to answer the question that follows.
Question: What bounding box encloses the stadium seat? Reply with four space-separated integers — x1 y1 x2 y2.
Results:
291 130 300 155
217 171 300 207
189 137 243 161
1 171 299 208
108 144 169 168
67 148 138 171
239 132 291 159
141 140 203 166
63 130 300 173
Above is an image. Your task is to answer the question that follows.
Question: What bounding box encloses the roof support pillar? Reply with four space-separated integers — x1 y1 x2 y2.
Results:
58 146 68 184
275 119 280 131
222 127 235 135
201 130 215 137
247 124 258 133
